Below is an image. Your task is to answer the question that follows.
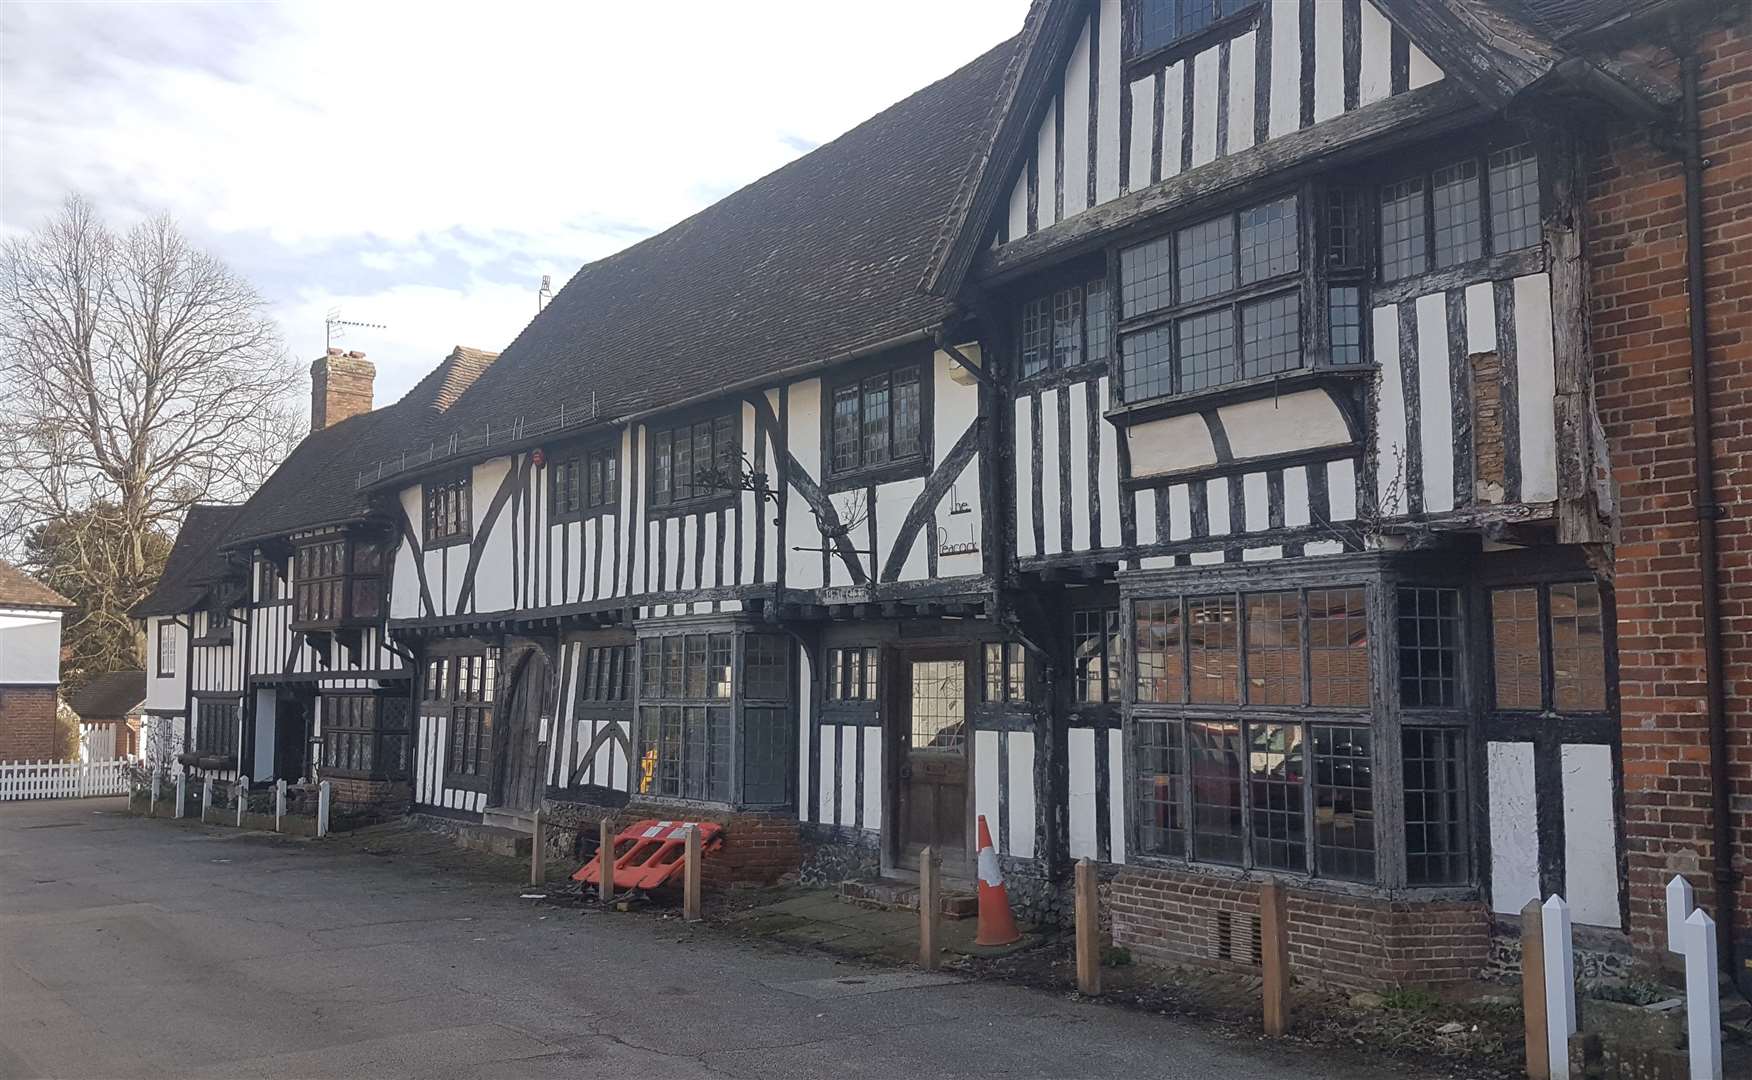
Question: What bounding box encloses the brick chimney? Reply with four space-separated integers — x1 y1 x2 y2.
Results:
310 348 375 431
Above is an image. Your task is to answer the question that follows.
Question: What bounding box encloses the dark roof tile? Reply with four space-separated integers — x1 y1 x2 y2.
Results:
0 561 73 610
130 504 242 617
69 670 146 719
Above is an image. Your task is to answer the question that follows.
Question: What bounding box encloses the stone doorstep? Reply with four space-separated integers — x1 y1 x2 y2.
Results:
838 878 980 920
455 823 533 859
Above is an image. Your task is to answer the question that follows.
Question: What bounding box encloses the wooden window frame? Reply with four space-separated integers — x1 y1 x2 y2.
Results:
551 442 620 523
1124 0 1261 72
646 408 741 515
820 351 934 492
1013 276 1113 388
1372 133 1548 291
156 621 176 679
195 597 233 646
193 698 239 759
422 644 498 792
255 557 282 607
289 533 387 631
634 625 795 809
317 691 411 781
423 472 472 548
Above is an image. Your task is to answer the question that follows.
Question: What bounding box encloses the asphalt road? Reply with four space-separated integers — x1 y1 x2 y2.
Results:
0 797 1422 1079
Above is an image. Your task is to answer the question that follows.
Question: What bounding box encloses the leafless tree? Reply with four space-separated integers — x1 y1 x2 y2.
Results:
0 194 298 580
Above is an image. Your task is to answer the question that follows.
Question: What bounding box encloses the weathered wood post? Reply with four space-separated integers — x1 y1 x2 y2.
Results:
317 780 331 838
683 824 702 922
529 810 547 886
1541 895 1577 1080
1683 909 1724 1080
236 776 249 827
598 817 614 903
1260 880 1290 1037
1075 857 1101 995
201 776 213 824
174 771 186 819
274 778 287 832
919 845 940 971
1521 899 1550 1080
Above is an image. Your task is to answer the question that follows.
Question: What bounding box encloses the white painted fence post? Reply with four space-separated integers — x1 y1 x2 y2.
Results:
174 772 186 819
275 778 286 832
317 781 331 838
236 776 249 827
150 768 161 816
1541 895 1576 1080
1667 874 1696 954
201 777 213 823
1683 909 1724 1080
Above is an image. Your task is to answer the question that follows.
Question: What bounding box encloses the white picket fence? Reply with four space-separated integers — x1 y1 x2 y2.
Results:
0 758 132 801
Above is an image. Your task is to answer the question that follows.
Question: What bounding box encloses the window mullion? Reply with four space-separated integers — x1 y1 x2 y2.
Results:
1477 151 1496 255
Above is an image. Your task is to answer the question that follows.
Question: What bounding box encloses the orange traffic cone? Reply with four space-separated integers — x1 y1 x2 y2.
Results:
974 814 1022 946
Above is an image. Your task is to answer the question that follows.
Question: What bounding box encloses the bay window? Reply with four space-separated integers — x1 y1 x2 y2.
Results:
319 692 410 779
635 626 793 808
291 533 387 629
1127 563 1475 890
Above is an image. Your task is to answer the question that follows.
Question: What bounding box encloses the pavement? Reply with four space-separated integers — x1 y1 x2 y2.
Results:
0 796 1432 1079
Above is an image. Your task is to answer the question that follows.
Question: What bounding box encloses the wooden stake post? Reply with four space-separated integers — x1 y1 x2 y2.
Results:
1260 880 1290 1037
598 818 614 903
1521 899 1550 1080
683 824 702 922
529 811 546 887
236 776 249 827
919 845 940 971
201 777 213 824
1075 858 1101 995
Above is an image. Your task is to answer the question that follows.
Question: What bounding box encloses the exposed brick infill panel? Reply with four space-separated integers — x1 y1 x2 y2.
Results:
0 686 60 762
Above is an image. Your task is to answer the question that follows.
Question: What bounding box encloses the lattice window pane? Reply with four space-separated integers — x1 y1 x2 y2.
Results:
1239 195 1299 284
710 634 734 700
1247 721 1306 871
1398 587 1461 708
1431 158 1483 268
1308 587 1369 707
1550 582 1606 712
1312 723 1375 881
685 635 708 698
1073 608 1119 705
1085 280 1111 364
1490 587 1542 710
1325 188 1365 269
1328 286 1364 365
892 368 922 460
1120 234 1176 317
1245 591 1302 706
1177 309 1236 393
1019 294 1052 377
1188 595 1239 705
862 374 891 467
910 659 966 751
1135 719 1187 857
1178 215 1235 302
1134 599 1184 704
662 636 684 698
1380 177 1427 281
1403 727 1469 885
1489 143 1540 253
1189 719 1244 864
1241 292 1301 378
1053 286 1085 371
745 634 789 701
1120 325 1175 402
741 705 790 806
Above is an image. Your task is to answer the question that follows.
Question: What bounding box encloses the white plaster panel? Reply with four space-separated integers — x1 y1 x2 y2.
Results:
1373 304 1408 513
1037 101 1058 229
1242 545 1283 561
1062 23 1092 219
1465 281 1497 355
1313 0 1345 122
1244 471 1269 533
1267 0 1301 139
786 379 826 590
975 729 1002 853
1069 382 1092 552
1514 273 1559 502
1327 458 1358 521
1358 1 1393 105
1218 390 1352 459
1563 743 1621 928
1161 60 1184 181
1408 43 1442 88
1014 396 1036 559
1489 741 1541 916
1191 48 1219 167
1284 466 1310 527
818 725 837 827
1126 412 1217 477
1097 376 1122 549
1206 477 1231 535
1040 389 1063 555
1008 730 1037 860
1095 1 1123 203
879 476 927 582
1106 730 1126 864
862 727 882 833
1417 291 1456 513
1169 483 1192 541
1226 30 1257 153
1007 171 1028 241
1128 73 1155 192
1134 489 1159 547
840 727 858 827
1068 726 1097 860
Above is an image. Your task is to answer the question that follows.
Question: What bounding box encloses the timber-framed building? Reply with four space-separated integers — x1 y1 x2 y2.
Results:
136 0 1752 993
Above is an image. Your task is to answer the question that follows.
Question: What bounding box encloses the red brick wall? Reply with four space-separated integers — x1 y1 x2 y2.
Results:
1110 866 1489 992
1591 23 1752 960
0 686 60 762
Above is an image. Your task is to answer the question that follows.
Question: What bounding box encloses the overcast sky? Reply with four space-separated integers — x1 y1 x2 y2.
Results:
1 1 1028 406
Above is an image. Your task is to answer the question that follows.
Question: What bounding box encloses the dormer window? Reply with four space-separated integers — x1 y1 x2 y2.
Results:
1129 0 1258 62
291 534 387 629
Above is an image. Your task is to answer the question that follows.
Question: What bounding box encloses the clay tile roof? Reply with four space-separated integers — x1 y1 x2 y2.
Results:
410 38 1018 448
69 670 146 720
218 346 498 549
0 561 73 610
129 504 242 617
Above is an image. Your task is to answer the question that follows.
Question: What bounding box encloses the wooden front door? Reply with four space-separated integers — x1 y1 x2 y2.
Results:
891 649 973 878
275 693 312 781
491 643 551 814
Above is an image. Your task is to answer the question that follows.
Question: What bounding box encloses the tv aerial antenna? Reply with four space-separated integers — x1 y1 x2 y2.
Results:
325 309 388 351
